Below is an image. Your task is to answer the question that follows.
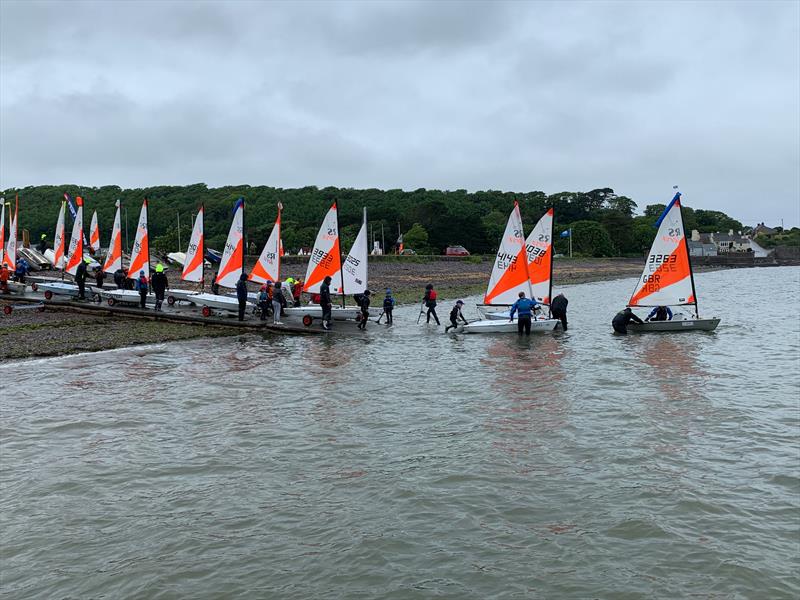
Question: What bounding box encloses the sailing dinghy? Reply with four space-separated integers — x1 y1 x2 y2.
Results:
624 191 720 332
462 202 558 334
166 205 206 306
283 202 366 325
191 198 255 316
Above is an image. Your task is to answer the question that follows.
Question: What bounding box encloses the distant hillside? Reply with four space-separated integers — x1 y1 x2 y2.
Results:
1 184 743 258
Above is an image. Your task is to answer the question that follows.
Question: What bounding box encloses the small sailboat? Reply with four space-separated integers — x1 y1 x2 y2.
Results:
249 203 281 285
37 197 89 300
102 201 123 274
624 190 720 332
462 202 558 334
284 202 366 325
100 199 155 306
89 210 101 254
167 205 206 305
192 198 255 316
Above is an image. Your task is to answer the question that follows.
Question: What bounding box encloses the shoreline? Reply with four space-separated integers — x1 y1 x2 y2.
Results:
1 260 792 361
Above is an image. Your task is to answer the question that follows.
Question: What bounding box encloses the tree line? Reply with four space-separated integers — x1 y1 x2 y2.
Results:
1 183 746 257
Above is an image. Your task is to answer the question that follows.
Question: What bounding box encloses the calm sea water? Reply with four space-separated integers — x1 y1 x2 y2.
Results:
1 267 798 599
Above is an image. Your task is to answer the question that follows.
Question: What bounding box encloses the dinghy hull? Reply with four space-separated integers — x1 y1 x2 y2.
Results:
628 318 721 332
460 318 559 334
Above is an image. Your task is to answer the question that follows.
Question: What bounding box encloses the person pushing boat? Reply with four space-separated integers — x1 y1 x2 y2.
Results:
445 300 468 333
357 289 371 330
550 293 568 330
612 307 643 334
509 291 538 335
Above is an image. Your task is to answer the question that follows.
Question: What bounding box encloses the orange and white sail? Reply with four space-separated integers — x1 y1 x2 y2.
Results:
128 199 150 279
0 202 5 265
629 192 695 307
65 197 84 276
484 202 532 305
103 201 122 273
215 198 244 288
303 202 343 294
182 206 204 282
525 208 554 304
5 200 17 270
89 210 100 253
52 201 67 269
249 204 280 284
342 207 368 294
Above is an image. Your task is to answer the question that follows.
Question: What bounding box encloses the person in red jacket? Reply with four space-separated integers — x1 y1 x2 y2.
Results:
0 263 10 294
423 283 440 325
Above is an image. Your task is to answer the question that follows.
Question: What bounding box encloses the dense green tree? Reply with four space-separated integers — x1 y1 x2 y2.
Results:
569 220 615 257
403 223 430 253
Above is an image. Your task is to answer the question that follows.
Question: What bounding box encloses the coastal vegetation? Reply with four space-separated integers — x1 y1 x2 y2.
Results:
3 184 747 258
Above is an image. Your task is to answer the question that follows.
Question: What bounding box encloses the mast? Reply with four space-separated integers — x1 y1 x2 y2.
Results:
276 202 282 281
335 200 344 308
201 203 205 291
60 199 66 282
548 205 555 317
241 196 246 281
145 197 150 280
677 193 699 317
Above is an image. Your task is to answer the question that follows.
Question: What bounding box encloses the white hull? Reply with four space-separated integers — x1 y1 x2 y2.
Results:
36 281 83 298
100 289 152 306
628 318 721 332
166 289 203 304
192 292 255 313
284 305 362 322
166 252 186 266
460 318 559 334
477 304 549 321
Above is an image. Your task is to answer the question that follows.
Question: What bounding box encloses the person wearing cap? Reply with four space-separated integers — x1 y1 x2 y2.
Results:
0 262 10 294
37 233 48 254
382 288 395 325
357 289 371 330
75 257 89 300
509 291 538 335
135 270 149 309
151 263 168 311
445 300 468 332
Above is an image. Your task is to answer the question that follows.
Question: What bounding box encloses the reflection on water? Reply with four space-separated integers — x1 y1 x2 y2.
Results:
1 267 798 600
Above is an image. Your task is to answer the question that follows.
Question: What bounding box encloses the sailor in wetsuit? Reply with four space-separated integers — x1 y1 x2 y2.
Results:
612 307 644 334
646 306 672 322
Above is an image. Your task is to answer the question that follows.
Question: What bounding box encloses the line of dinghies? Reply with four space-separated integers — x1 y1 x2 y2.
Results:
7 189 719 333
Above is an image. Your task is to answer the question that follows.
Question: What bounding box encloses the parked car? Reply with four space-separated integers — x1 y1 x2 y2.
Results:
400 248 416 255
445 245 470 256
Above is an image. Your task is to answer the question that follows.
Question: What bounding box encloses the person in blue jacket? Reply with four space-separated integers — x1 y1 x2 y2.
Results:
646 306 672 322
509 291 538 336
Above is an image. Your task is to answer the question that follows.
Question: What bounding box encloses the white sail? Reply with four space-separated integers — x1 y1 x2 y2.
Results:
103 202 122 273
182 206 204 282
303 202 343 294
249 207 280 284
89 210 100 253
64 198 84 276
484 202 531 305
215 198 244 288
525 208 554 304
342 208 368 294
629 192 695 308
52 202 67 269
128 199 150 279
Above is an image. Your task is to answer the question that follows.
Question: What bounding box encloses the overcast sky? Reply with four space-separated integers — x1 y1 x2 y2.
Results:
1 0 798 226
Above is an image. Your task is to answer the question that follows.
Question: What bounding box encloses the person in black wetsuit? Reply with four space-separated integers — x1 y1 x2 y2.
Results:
423 283 440 325
113 268 126 289
445 300 468 332
612 307 643 334
151 264 168 311
320 275 332 330
357 289 371 330
646 306 672 322
211 271 220 295
235 272 248 321
382 288 395 325
550 293 568 330
75 259 88 300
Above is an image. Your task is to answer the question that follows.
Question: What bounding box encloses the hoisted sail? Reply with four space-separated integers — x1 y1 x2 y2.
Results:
525 208 554 304
0 202 5 265
103 201 122 273
52 201 67 269
181 206 204 282
249 204 281 284
215 198 245 288
484 202 531 305
5 200 17 270
303 202 343 294
128 199 150 279
89 210 100 253
342 207 368 294
629 192 695 308
64 197 84 276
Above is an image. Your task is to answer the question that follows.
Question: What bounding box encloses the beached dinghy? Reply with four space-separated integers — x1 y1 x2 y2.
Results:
166 205 206 306
462 202 558 334
284 204 369 326
624 190 720 333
